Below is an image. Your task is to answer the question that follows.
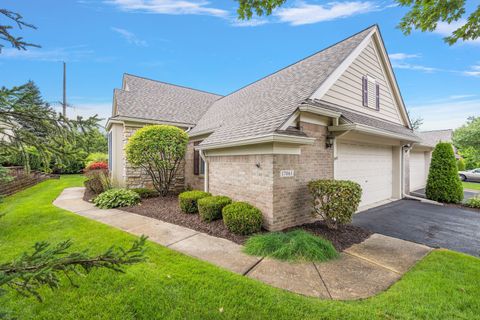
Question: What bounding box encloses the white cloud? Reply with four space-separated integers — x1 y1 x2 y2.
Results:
408 98 480 130
463 65 480 77
275 1 377 26
105 0 228 17
231 18 269 27
388 53 420 60
392 62 439 73
433 20 480 45
111 27 148 46
0 46 93 62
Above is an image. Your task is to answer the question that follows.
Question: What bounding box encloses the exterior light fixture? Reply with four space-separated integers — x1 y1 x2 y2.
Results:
326 135 335 149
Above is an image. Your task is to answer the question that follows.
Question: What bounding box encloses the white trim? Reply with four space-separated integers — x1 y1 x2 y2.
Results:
106 116 193 130
196 133 315 151
309 27 376 101
328 123 420 142
298 104 342 119
279 110 300 130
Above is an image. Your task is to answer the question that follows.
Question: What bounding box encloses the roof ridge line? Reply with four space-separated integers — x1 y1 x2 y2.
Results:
211 24 378 104
123 73 223 97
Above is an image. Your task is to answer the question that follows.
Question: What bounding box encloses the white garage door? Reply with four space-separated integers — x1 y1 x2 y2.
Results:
410 151 427 191
336 142 393 207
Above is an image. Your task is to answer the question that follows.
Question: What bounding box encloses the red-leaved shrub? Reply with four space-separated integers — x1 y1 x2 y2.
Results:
86 161 108 171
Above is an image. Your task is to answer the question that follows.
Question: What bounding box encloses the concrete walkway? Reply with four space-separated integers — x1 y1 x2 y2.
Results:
54 187 432 300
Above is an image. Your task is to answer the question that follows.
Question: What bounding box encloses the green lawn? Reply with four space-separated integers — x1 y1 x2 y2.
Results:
1 176 480 319
463 181 480 191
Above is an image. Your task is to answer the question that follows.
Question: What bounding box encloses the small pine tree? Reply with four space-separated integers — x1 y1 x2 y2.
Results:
457 158 466 171
426 143 464 203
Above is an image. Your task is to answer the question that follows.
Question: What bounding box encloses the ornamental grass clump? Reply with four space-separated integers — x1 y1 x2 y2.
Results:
179 190 211 213
308 179 362 230
426 142 463 203
198 196 232 222
93 188 140 209
244 230 338 262
125 125 188 196
222 202 263 235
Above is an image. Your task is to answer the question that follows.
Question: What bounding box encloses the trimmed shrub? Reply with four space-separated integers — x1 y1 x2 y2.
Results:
132 188 159 199
222 202 263 235
466 196 480 209
126 125 188 196
198 196 232 222
426 142 464 203
85 161 108 171
179 190 211 213
84 169 110 194
308 179 362 230
85 152 108 167
93 188 140 209
243 230 338 262
457 158 466 171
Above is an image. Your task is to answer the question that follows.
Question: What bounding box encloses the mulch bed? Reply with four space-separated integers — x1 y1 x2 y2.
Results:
120 195 254 244
83 189 372 249
288 222 372 251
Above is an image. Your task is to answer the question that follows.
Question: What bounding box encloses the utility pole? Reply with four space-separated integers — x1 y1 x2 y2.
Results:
62 61 67 117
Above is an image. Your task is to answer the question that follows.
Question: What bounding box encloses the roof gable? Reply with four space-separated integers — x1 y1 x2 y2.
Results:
191 26 376 146
113 74 222 125
310 27 411 128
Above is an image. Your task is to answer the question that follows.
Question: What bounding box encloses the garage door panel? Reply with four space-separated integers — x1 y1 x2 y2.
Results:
336 142 393 207
410 151 427 191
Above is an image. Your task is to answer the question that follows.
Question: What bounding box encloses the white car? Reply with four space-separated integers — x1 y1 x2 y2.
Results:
459 169 480 182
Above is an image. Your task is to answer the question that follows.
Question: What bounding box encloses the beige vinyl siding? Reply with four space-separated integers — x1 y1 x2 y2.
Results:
321 40 405 125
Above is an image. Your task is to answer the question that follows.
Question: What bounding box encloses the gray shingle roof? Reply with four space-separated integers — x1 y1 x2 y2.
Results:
113 74 222 125
417 129 453 147
309 101 419 139
190 26 376 146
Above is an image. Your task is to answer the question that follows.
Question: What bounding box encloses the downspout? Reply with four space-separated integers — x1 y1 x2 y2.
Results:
199 149 208 193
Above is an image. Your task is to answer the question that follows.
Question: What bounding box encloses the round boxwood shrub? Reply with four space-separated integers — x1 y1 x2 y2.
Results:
93 188 140 209
426 142 464 203
222 202 263 235
179 190 211 213
198 196 232 222
308 179 362 229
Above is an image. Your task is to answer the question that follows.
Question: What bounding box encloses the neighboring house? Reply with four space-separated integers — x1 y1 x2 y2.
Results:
107 25 438 231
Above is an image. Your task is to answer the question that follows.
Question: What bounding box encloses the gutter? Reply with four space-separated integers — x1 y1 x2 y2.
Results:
199 150 208 192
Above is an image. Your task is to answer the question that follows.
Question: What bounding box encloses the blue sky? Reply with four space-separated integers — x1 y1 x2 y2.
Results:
1 0 479 131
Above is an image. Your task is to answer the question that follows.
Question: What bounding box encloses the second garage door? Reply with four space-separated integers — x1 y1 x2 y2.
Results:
410 151 427 191
336 142 393 207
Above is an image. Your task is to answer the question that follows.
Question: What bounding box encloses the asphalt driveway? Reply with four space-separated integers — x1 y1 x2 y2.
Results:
352 200 480 257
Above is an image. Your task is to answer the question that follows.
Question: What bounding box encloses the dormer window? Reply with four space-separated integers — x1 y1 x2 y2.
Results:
362 75 380 110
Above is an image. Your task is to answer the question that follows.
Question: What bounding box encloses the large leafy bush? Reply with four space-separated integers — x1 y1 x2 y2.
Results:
426 142 463 203
222 202 263 235
179 190 211 213
198 196 232 222
125 125 188 196
93 188 140 209
308 179 362 230
85 152 108 167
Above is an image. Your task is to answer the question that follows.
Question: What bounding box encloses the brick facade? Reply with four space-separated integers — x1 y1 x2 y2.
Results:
207 122 333 231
